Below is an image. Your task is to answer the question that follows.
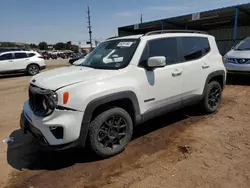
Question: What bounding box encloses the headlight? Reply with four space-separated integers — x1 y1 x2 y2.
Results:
43 92 58 116
223 57 228 63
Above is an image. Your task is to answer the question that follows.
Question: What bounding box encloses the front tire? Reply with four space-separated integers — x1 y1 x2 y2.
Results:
200 81 222 113
27 64 40 75
88 107 133 158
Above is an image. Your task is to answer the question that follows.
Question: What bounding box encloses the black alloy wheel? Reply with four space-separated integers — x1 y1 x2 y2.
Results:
98 116 127 149
88 107 133 157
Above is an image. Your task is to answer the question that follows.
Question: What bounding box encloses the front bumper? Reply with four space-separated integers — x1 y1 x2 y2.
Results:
21 101 84 150
225 63 250 74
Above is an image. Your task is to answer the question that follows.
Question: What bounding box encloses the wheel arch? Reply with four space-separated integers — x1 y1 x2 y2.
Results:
78 91 141 147
203 70 226 96
26 63 41 70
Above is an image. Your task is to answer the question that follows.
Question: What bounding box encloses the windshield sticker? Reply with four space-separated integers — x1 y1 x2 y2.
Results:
117 42 133 47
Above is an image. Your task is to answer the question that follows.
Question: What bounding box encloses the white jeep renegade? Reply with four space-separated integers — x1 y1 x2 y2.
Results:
21 30 226 157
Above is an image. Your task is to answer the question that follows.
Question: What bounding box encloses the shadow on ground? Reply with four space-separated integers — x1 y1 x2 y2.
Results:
226 74 250 86
7 108 199 171
0 73 28 79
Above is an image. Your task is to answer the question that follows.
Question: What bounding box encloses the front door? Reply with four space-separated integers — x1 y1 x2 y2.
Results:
0 53 14 72
138 37 184 118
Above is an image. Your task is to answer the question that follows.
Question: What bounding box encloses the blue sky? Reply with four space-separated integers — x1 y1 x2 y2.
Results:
0 0 249 44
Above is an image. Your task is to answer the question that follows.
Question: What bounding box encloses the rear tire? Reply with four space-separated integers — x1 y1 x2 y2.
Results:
200 81 222 113
88 107 133 158
27 64 40 75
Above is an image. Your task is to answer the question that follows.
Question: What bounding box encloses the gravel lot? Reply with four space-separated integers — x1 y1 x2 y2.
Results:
0 61 250 188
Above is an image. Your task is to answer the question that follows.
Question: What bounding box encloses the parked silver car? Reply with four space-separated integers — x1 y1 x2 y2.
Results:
224 37 250 74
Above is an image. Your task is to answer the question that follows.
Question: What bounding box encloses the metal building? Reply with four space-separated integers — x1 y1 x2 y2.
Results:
118 3 250 55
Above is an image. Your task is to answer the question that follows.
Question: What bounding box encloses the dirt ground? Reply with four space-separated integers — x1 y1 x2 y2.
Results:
0 62 250 188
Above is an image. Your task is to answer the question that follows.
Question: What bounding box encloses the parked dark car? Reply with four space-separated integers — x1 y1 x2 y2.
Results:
69 53 87 64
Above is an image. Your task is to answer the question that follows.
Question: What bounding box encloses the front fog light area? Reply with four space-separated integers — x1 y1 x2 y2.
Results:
49 126 63 139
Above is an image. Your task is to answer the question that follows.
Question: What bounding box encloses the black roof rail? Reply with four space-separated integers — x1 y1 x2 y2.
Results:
106 36 119 40
144 30 208 36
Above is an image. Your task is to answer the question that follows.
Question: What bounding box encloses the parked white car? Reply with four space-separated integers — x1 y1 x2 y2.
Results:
224 37 250 74
21 30 226 157
0 51 46 75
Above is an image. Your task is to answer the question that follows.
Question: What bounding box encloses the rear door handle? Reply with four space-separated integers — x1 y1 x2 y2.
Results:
172 69 183 77
202 64 210 69
8 60 13 62
25 59 30 60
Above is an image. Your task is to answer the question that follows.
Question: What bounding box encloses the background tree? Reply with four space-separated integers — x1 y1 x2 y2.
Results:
30 43 38 49
66 41 72 50
54 42 66 50
38 42 48 50
71 44 79 53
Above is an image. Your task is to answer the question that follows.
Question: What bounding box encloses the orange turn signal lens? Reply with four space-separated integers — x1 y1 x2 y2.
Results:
63 92 69 104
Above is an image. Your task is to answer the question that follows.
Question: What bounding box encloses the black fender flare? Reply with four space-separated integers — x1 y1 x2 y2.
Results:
78 91 141 146
202 70 226 97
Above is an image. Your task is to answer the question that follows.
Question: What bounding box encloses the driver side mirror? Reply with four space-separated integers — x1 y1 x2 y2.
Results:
147 56 166 69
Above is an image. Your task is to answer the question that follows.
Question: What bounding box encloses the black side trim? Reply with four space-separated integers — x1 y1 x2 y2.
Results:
144 98 155 103
142 99 181 123
0 69 26 74
78 91 141 147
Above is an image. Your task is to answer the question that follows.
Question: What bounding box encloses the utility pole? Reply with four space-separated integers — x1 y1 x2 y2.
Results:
87 6 93 51
140 14 143 24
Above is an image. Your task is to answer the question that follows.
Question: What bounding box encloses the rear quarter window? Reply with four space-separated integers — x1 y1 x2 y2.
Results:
28 53 36 57
180 37 211 62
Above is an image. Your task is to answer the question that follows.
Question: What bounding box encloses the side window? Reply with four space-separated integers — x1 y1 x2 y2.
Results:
200 37 211 53
14 53 27 59
27 53 36 57
0 53 13 61
180 37 211 62
148 38 180 65
180 37 203 61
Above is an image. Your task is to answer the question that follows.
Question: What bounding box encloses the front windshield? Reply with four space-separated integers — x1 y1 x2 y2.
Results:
78 39 139 69
234 38 250 51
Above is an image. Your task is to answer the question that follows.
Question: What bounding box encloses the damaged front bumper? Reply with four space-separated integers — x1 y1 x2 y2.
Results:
21 101 85 150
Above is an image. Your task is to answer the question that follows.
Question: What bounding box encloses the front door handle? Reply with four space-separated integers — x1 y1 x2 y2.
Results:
25 59 30 60
8 60 13 62
172 69 183 77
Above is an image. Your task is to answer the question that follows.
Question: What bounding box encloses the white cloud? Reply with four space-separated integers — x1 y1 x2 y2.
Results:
149 6 189 11
115 12 134 17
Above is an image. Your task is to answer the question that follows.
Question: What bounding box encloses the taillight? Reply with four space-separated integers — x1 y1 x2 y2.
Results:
222 57 225 63
38 56 44 59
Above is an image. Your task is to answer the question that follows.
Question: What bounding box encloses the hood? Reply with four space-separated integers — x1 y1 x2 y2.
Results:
30 66 123 90
225 49 250 59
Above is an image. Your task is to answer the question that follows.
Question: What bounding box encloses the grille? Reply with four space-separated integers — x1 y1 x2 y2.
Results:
29 84 56 116
235 59 250 64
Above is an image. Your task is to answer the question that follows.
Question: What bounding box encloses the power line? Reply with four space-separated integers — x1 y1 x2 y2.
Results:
87 6 93 51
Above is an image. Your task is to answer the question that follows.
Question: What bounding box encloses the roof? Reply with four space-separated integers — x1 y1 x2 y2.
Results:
0 50 37 55
106 34 143 40
119 3 250 35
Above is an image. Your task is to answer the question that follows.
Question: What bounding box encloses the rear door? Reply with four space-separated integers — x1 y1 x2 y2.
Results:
0 53 14 72
179 37 211 104
13 52 29 70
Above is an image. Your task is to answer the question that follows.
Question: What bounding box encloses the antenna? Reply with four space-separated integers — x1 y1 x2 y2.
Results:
140 14 143 24
87 6 93 51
